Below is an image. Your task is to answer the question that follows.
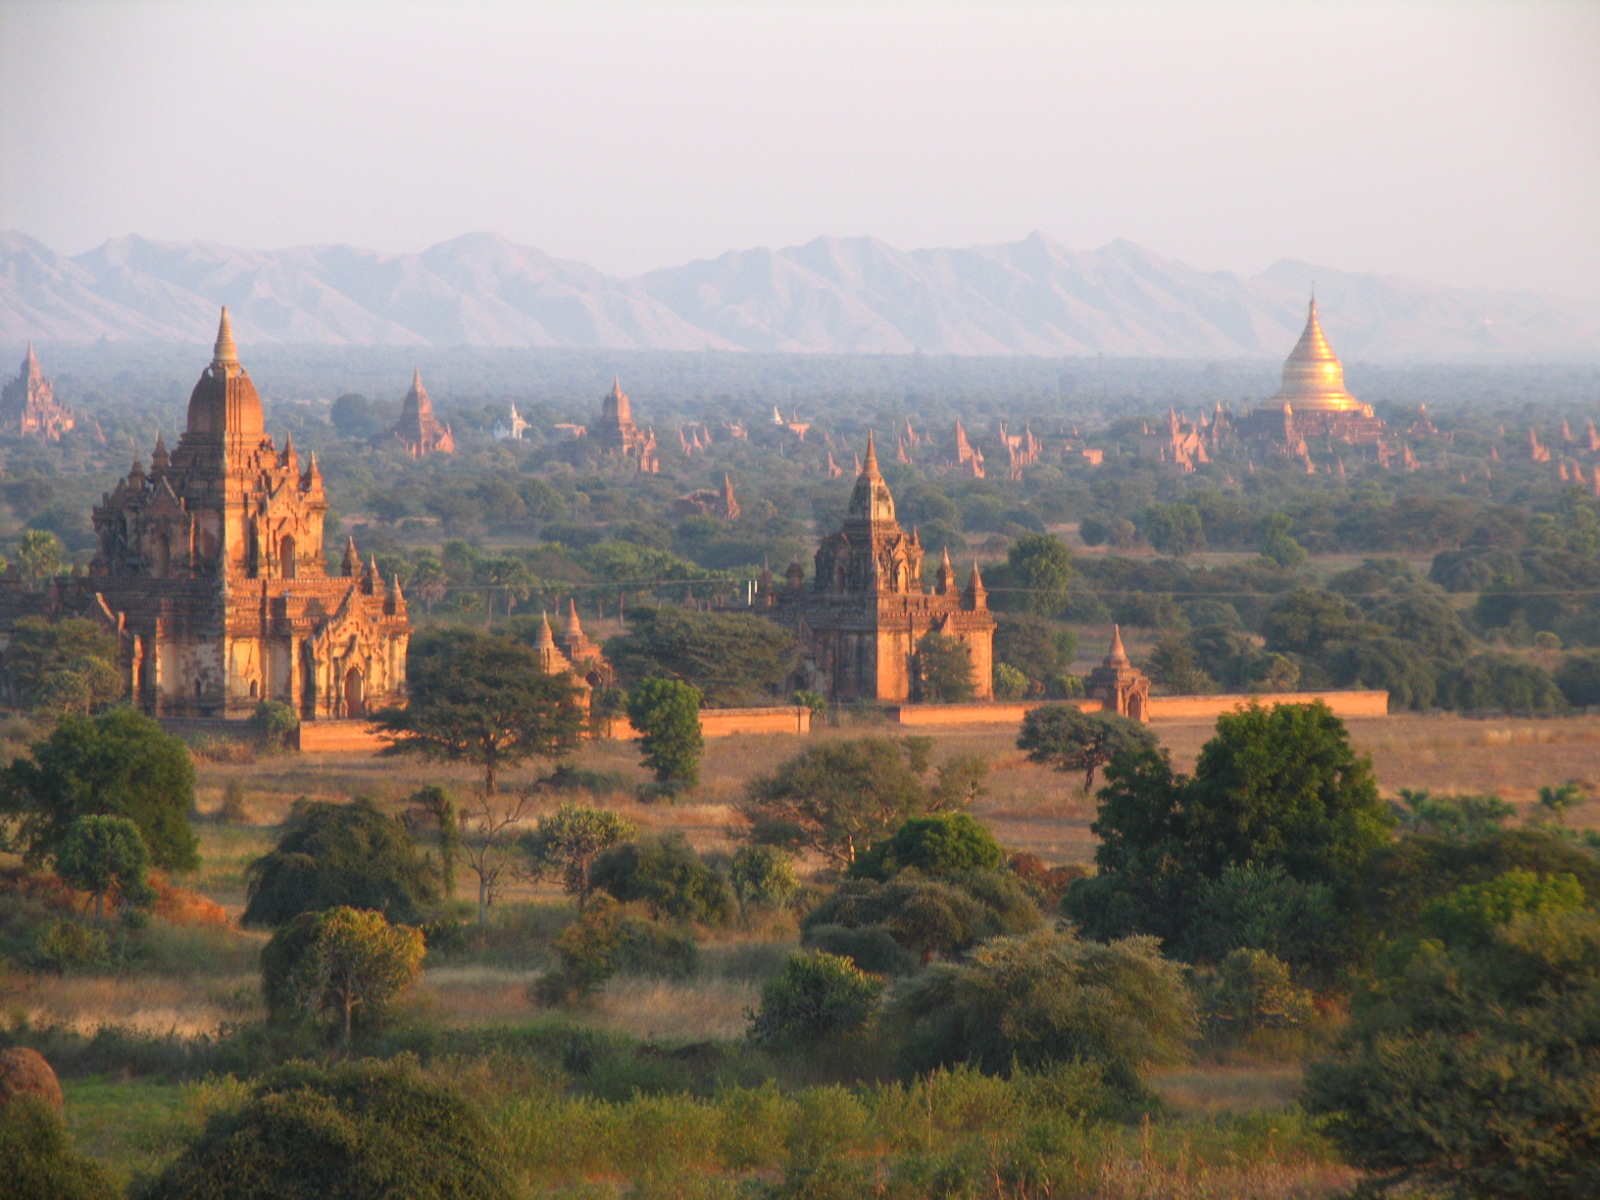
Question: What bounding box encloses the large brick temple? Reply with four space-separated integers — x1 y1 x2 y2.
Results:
0 309 411 722
758 434 994 702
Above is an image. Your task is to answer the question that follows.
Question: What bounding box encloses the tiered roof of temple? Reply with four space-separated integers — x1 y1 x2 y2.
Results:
1 344 76 440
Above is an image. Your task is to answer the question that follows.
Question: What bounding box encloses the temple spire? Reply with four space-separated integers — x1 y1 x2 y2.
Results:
535 610 556 648
341 536 361 577
1106 624 1129 666
864 430 879 473
963 559 987 608
564 598 584 637
212 307 239 367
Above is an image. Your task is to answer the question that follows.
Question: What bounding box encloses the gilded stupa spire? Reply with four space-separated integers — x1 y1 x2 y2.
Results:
1272 295 1366 414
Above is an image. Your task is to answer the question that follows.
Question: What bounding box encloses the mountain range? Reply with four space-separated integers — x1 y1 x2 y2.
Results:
4 230 1598 359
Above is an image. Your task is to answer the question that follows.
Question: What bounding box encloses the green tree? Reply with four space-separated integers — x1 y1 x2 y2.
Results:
626 677 703 785
728 845 799 912
992 662 1028 699
2 617 122 713
1261 589 1376 658
133 1058 516 1200
0 1098 117 1200
850 812 1005 881
0 708 197 871
591 832 736 924
887 929 1196 1090
1258 512 1308 568
741 738 979 867
913 632 976 703
1067 703 1393 959
1194 948 1315 1040
604 606 796 706
1141 502 1206 557
1304 911 1600 1200
15 530 62 587
1421 869 1586 945
242 799 439 927
746 951 885 1050
376 629 585 794
992 614 1068 689
520 803 638 910
1017 705 1159 793
1555 651 1600 707
804 872 1041 966
1144 634 1219 695
53 815 152 921
1003 533 1073 615
260 907 425 1045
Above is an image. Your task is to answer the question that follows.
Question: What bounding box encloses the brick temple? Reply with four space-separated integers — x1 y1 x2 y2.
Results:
758 434 994 702
0 309 410 722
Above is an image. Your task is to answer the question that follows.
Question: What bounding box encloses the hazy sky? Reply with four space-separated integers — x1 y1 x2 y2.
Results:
2 0 1597 297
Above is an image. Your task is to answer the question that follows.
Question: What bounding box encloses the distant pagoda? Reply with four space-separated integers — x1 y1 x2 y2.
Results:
381 368 455 457
1239 297 1385 446
1 344 76 440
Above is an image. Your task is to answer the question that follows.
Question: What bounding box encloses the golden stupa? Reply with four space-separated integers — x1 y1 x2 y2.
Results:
1270 297 1371 415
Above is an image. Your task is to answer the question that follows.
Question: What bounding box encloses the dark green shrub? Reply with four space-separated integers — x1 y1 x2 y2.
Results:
0 1097 117 1200
803 872 1040 966
1556 651 1600 707
538 904 700 1003
132 1058 517 1200
887 929 1195 1089
747 951 885 1049
243 798 439 927
591 833 736 925
728 845 800 912
850 813 1005 882
1305 911 1600 1199
1194 948 1316 1040
31 920 108 974
803 923 919 976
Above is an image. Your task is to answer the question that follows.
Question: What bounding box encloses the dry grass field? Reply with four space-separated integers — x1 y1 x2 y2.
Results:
25 706 1590 1050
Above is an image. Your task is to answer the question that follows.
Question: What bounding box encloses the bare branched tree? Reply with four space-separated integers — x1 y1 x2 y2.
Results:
460 790 536 926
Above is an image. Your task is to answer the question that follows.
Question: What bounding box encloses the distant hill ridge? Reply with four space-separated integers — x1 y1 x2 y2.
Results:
4 230 1598 359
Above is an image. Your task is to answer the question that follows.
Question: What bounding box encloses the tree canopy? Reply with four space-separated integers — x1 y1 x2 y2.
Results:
260 907 426 1046
914 632 977 703
887 929 1196 1089
1065 703 1393 963
1017 705 1159 792
520 803 638 910
626 677 703 785
376 628 585 793
0 708 197 872
741 737 984 867
242 798 440 927
132 1058 516 1200
604 606 795 706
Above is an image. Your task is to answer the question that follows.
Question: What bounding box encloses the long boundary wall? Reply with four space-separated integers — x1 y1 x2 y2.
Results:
888 690 1388 728
600 705 812 742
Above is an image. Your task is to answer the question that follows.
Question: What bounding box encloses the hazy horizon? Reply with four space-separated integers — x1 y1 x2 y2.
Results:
2 1 1597 299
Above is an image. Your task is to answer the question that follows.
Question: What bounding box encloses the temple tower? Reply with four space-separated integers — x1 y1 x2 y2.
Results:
1 344 75 440
1087 626 1151 721
767 434 994 702
384 368 455 457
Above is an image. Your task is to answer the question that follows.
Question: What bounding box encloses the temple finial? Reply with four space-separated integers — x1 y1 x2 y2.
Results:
212 307 238 366
864 431 879 471
1108 625 1129 665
